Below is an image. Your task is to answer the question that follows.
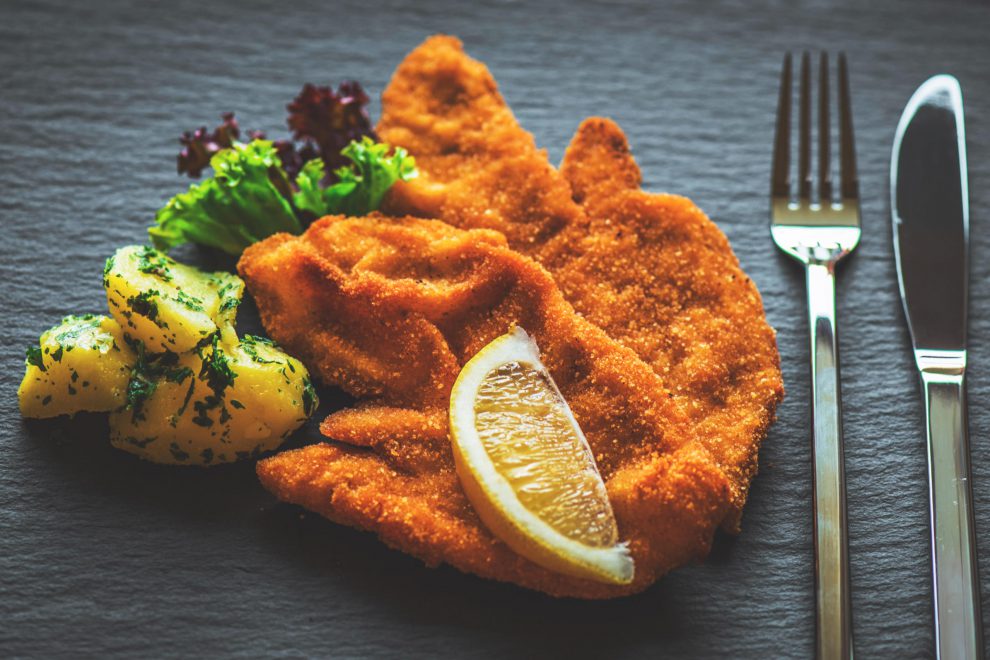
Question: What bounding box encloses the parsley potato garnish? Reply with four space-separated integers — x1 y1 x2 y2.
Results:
18 246 318 466
18 314 135 418
109 333 317 465
104 245 243 353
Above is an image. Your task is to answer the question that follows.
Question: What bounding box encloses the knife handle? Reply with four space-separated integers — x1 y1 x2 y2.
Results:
805 261 854 660
920 363 984 660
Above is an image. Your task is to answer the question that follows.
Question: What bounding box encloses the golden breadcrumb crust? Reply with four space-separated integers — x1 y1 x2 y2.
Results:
241 215 733 598
378 36 783 527
245 35 784 598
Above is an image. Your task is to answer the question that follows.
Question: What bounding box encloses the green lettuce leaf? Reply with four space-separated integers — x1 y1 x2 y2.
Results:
150 141 302 256
293 137 417 218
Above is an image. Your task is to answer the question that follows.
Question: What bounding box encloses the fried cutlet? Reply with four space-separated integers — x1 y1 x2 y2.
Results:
377 36 783 528
240 215 734 598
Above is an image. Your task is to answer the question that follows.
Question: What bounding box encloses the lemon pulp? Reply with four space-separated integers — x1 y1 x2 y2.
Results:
474 361 618 548
449 326 633 585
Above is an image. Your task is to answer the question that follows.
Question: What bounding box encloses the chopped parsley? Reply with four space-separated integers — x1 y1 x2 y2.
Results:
169 442 190 461
26 345 46 372
240 335 278 364
198 333 237 394
128 290 161 322
302 377 319 417
179 333 239 429
136 246 174 281
175 377 196 419
192 397 218 427
218 296 240 313
54 315 102 341
103 255 115 287
126 371 157 421
123 336 189 422
174 290 205 312
163 365 193 384
124 436 156 448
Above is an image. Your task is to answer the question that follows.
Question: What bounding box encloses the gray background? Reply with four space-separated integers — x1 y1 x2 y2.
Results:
2 0 989 657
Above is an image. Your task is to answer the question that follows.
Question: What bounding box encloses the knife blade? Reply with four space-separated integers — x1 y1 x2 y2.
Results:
891 75 983 660
892 75 968 354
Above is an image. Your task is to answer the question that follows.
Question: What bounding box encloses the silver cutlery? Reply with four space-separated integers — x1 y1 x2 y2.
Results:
891 74 983 660
771 52 859 660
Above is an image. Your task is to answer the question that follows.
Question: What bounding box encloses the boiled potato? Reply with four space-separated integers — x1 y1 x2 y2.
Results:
104 245 243 353
18 314 136 418
109 334 317 465
23 246 316 465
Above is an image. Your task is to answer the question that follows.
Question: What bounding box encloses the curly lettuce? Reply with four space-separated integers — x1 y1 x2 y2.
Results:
294 138 417 218
150 137 417 257
150 141 300 256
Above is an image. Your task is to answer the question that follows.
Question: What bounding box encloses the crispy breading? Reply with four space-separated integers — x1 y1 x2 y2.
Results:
379 37 582 251
555 118 784 528
241 215 734 598
245 36 784 597
378 36 783 527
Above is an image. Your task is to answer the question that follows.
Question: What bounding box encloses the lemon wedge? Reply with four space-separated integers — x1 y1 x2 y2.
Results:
449 326 634 585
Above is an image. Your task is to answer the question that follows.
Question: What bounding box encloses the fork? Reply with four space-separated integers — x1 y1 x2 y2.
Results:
771 52 860 659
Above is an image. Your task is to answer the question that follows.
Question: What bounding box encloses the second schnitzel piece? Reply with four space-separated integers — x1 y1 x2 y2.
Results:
239 215 734 598
377 36 783 528
555 117 784 530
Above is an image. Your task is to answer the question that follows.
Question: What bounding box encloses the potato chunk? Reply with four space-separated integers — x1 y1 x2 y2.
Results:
22 246 316 465
18 314 136 418
108 335 317 465
104 245 243 353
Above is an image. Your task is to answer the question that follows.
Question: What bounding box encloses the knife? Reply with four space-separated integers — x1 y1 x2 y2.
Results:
891 75 983 659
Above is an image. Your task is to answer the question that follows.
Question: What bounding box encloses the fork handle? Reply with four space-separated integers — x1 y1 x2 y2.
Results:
920 367 983 660
806 261 854 660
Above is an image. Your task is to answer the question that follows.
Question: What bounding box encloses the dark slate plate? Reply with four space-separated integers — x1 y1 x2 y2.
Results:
2 0 989 657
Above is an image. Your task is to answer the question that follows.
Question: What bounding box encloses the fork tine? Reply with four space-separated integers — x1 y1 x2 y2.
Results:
818 52 832 205
771 53 792 199
838 53 858 200
799 52 812 201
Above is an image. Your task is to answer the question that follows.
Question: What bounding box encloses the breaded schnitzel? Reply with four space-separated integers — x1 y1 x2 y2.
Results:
378 36 783 528
240 215 734 598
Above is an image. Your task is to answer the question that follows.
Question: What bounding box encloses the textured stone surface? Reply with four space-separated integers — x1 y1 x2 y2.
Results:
2 0 989 656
